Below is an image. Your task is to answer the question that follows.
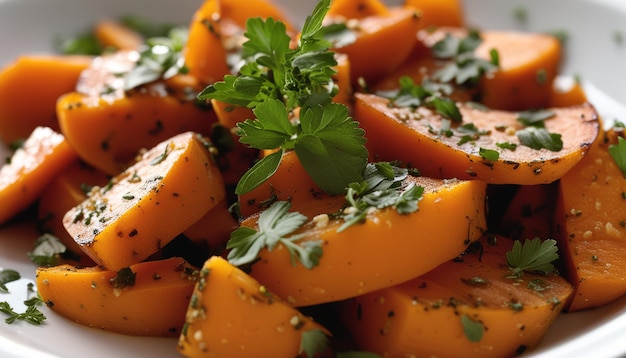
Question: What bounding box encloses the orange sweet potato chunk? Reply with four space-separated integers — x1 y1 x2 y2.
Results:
178 256 328 358
0 55 92 144
328 0 390 19
36 257 198 336
328 7 421 86
37 160 109 263
184 0 230 85
0 127 77 225
477 31 562 111
247 175 487 307
355 93 599 184
404 0 465 29
62 131 225 271
341 235 573 357
93 19 143 51
554 129 626 311
58 50 215 176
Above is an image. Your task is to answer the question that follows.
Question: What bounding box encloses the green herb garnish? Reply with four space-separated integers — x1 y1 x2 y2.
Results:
109 267 137 289
199 0 367 196
506 237 559 277
516 109 555 127
226 201 322 269
124 26 189 90
461 314 484 342
516 127 563 152
0 297 46 325
609 136 626 177
299 329 330 358
479 147 500 161
0 269 20 294
378 76 462 122
235 99 367 195
339 162 424 232
28 234 67 267
431 30 499 86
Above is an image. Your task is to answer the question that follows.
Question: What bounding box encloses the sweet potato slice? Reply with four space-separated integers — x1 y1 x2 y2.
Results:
93 19 144 51
37 160 109 263
327 0 390 19
0 55 92 144
62 131 225 271
0 127 77 225
328 7 421 86
184 0 230 85
477 31 562 111
57 50 216 175
36 257 198 336
374 28 561 111
355 93 599 184
177 256 328 358
404 0 464 29
247 175 487 307
341 235 573 357
554 129 626 311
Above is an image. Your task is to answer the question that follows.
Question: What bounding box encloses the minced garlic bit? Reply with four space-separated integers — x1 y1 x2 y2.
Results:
312 214 329 228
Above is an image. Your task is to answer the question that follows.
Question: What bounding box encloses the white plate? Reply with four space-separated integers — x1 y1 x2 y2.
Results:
1 0 626 357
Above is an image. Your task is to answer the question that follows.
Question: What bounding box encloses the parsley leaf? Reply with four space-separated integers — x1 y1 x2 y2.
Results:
479 147 500 161
200 0 367 196
506 238 559 277
226 201 322 269
339 163 424 232
431 30 499 86
300 329 330 358
517 109 555 127
28 233 67 267
461 314 484 342
0 297 46 325
516 127 563 151
235 99 367 195
124 26 188 90
496 141 518 151
0 269 20 294
295 103 368 194
378 76 462 122
609 136 626 177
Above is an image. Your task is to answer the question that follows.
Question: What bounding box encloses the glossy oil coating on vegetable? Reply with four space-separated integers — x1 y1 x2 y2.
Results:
341 235 573 357
247 175 487 307
62 131 224 271
36 257 198 336
356 93 599 184
0 0 624 356
0 127 77 225
177 256 327 358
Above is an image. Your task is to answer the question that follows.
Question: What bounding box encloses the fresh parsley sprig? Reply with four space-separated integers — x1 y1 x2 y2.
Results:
226 201 322 269
514 109 563 152
124 26 189 90
0 297 47 325
199 0 368 196
506 237 559 278
431 30 499 86
378 76 462 122
338 162 424 232
199 0 337 110
235 99 367 195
